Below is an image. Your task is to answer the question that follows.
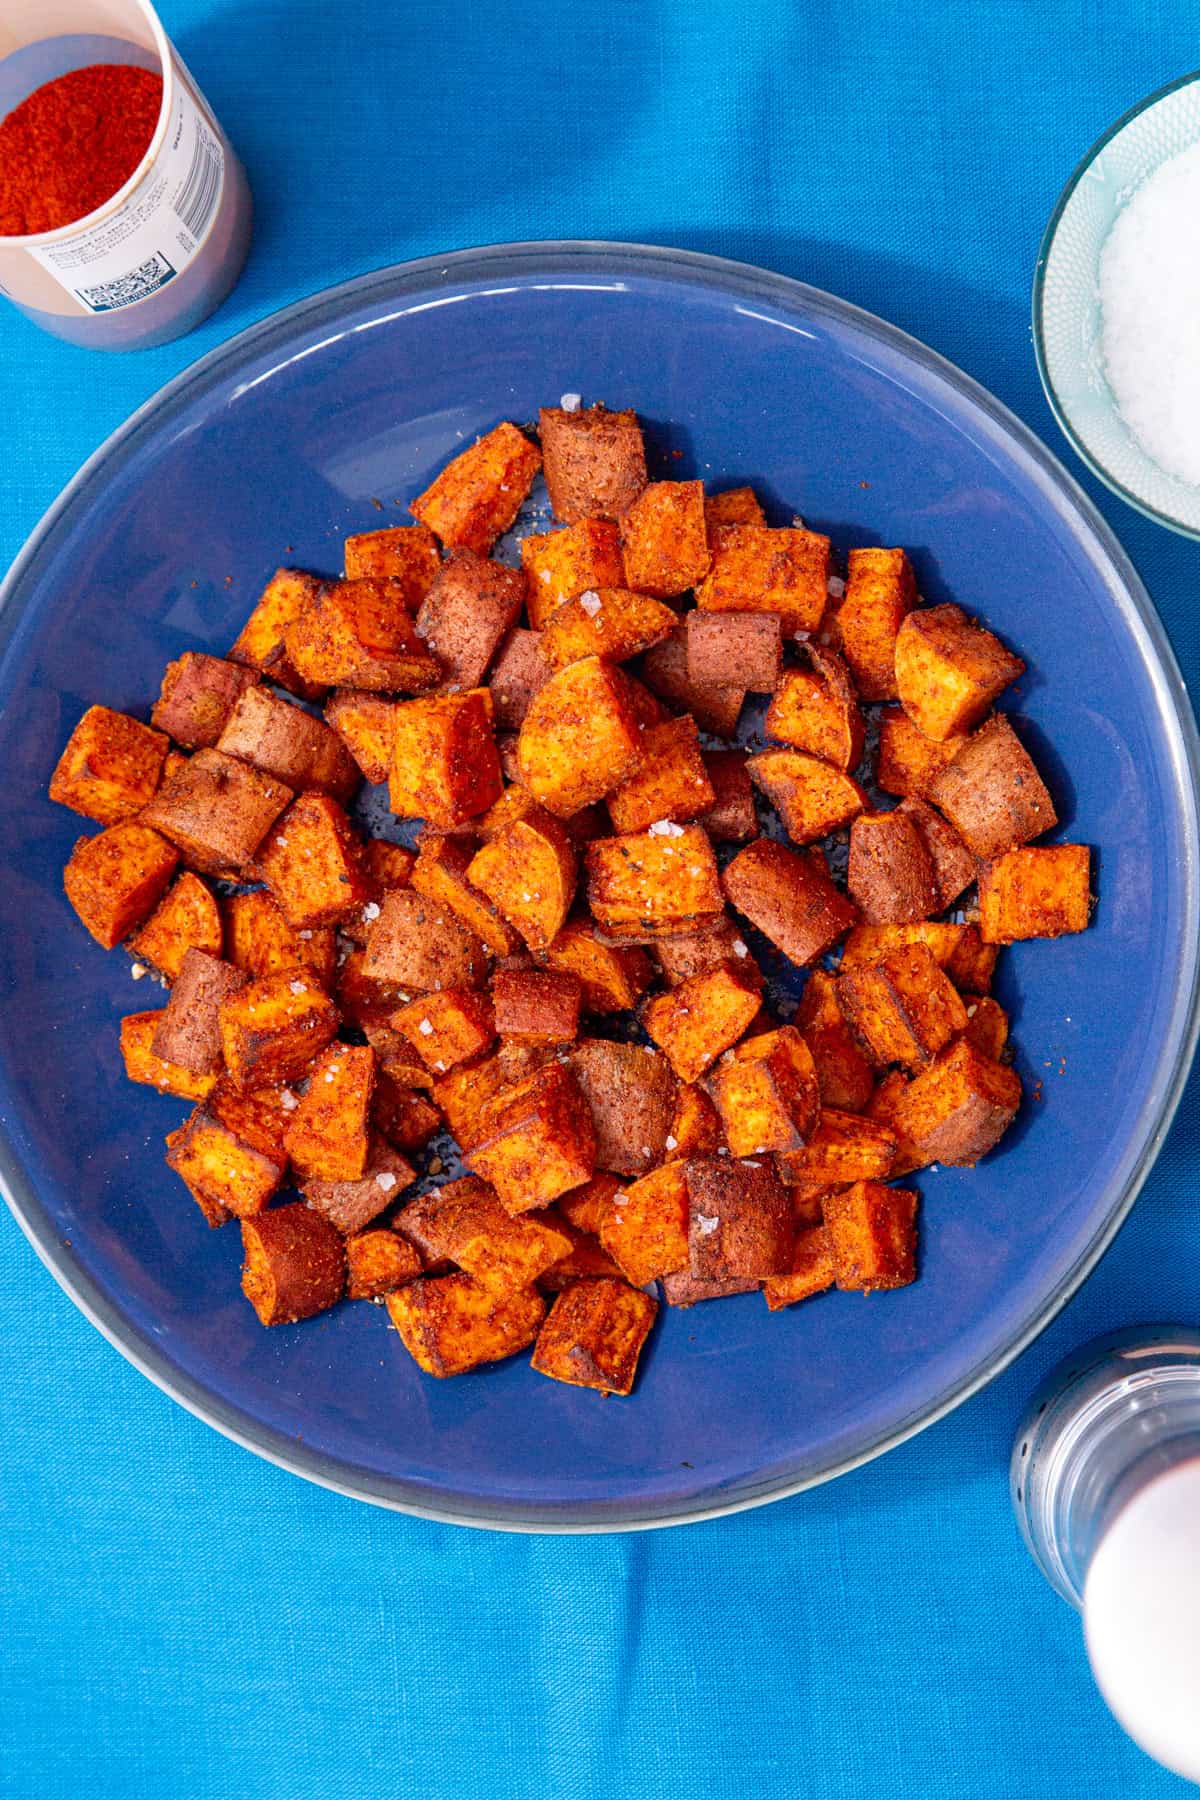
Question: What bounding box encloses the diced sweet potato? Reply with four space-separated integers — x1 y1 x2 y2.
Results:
411 421 541 555
393 987 496 1071
838 941 968 1070
642 958 762 1083
64 822 178 949
795 969 875 1112
711 1025 821 1156
229 568 325 699
722 839 857 966
516 656 644 816
929 716 1058 860
978 845 1091 942
346 1229 423 1301
532 1277 657 1394
640 625 746 737
653 917 758 987
241 1204 345 1325
897 796 977 910
407 833 517 958
362 1016 436 1088
619 480 710 598
839 921 965 972
566 1038 677 1176
493 969 581 1045
141 749 291 877
520 518 627 629
606 717 716 834
283 1043 376 1181
167 1081 291 1219
216 685 358 802
427 1051 524 1148
763 1225 837 1311
685 1156 793 1280
151 947 247 1074
362 888 488 991
537 1226 625 1290
781 1179 840 1226
222 889 335 985
538 586 677 670
670 1082 724 1156
467 1062 597 1212
466 808 577 951
824 1182 917 1292
876 708 966 798
686 611 781 692
700 750 758 843
415 549 526 690
303 1136 417 1234
775 1109 897 1185
388 688 502 827
704 486 766 532
748 749 866 844
120 1011 218 1103
50 705 169 824
896 603 1025 740
359 839 415 900
387 1273 545 1376
343 522 440 598
129 872 221 982
152 654 259 751
556 1172 624 1238
538 405 647 523
256 793 371 929
838 547 916 702
963 995 1009 1060
405 1178 573 1299
598 1160 690 1284
847 811 939 925
284 578 441 692
697 525 829 635
489 628 551 726
372 1072 442 1152
764 651 864 771
661 1270 761 1305
867 1070 920 1177
946 923 999 994
218 970 339 1089
543 918 653 1013
890 1036 1022 1166
324 689 399 785
586 824 722 939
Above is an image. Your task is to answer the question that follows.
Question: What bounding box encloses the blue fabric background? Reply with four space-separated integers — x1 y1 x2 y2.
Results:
2 3 1199 1795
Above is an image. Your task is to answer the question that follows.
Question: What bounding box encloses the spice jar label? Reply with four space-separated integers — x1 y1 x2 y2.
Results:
26 69 224 314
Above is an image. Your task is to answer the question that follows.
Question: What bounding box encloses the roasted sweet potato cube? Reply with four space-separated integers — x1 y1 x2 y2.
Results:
838 941 968 1070
824 1182 917 1292
284 578 441 692
537 1225 625 1290
410 1179 574 1298
722 839 858 966
705 485 767 533
896 603 1025 740
764 653 864 773
640 625 746 737
685 1156 793 1280
946 923 999 994
795 969 874 1112
606 717 716 834
838 921 965 972
838 547 916 702
669 1082 725 1156
653 917 758 988
241 1204 345 1325
216 686 358 802
219 970 339 1089
393 987 496 1071
847 810 939 925
120 1011 218 1102
372 1072 442 1151
466 808 576 951
488 628 551 726
598 1160 690 1284
643 958 762 1083
229 568 325 699
343 522 440 598
890 1036 1022 1166
408 833 518 958
619 480 709 598
876 708 966 798
763 1224 838 1311
697 525 829 635
775 1109 897 1186
387 1273 545 1376
700 750 758 843
283 1043 375 1181
388 688 502 827
324 690 399 785
362 888 488 991
778 1179 840 1227
962 995 1009 1060
411 421 541 555
538 586 676 670
516 656 644 816
141 748 292 877
928 716 1057 861
538 405 647 523
362 1016 437 1089
867 1069 921 1177
164 1133 231 1230
532 1277 657 1394
64 822 178 949
151 947 247 1074
566 1038 677 1176
493 969 581 1045
978 845 1091 943
427 1053 515 1148
303 1135 416 1234
222 889 335 985
897 796 977 910
555 1173 624 1238
686 611 781 692
359 839 415 901
415 549 526 690
520 518 627 630
586 824 722 940
50 705 170 825
256 793 370 929
661 1270 762 1305
749 749 866 845
543 918 653 1013
151 654 259 751
167 1081 291 1219
129 872 221 982
711 1026 821 1156
467 1062 597 1212
346 1229 423 1301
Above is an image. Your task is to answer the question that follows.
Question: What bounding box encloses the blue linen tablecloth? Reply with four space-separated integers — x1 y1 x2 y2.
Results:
2 3 1199 1795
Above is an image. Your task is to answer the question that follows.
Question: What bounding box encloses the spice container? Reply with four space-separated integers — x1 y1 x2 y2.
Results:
0 0 251 349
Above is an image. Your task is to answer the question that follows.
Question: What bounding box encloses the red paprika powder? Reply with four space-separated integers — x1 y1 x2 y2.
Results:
0 63 163 238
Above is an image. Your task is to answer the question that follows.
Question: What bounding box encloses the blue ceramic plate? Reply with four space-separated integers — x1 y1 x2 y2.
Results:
1 243 1197 1531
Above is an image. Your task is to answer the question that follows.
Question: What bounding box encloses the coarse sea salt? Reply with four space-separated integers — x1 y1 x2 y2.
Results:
578 589 602 617
1099 140 1200 487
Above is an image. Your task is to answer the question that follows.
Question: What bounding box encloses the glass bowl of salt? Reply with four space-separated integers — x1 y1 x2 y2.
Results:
1034 69 1200 537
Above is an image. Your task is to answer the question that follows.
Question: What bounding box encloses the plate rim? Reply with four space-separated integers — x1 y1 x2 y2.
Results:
3 238 1198 1532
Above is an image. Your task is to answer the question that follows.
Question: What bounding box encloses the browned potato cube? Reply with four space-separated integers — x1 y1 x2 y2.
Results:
346 1229 423 1301
409 833 518 957
241 1204 346 1325
388 688 502 828
598 1160 690 1284
763 1224 837 1311
393 987 496 1071
824 1182 917 1292
151 947 246 1074
653 916 759 988
343 522 440 598
229 568 325 700
64 822 178 949
556 1171 624 1237
704 486 766 532
876 708 966 798
222 889 335 985
387 1273 545 1376
303 1135 417 1234
538 405 647 523
897 796 977 909
847 810 939 925
404 1179 573 1299
896 603 1025 740
619 479 710 597
686 611 781 691
782 1180 839 1227
670 1082 725 1156
256 793 371 929
167 1080 291 1219
660 1271 762 1305
50 704 170 825
520 518 627 629
372 1072 442 1152
697 525 829 635
711 1025 821 1156
537 1231 626 1290
586 824 723 939
838 547 916 702
929 716 1057 860
643 958 762 1083
466 808 576 950
543 919 653 1013
566 1038 677 1176
699 750 758 843
685 1156 793 1280
129 872 221 983
324 690 399 785
606 716 716 834
795 969 875 1112
516 656 644 816
764 651 864 771
428 1050 530 1149
963 995 1010 1060
415 549 526 690
216 686 358 802
838 941 968 1069
362 888 488 991
640 625 746 737
488 628 551 727
358 839 415 902
493 969 582 1044
775 1108 897 1185
538 586 677 670
946 923 1000 994
748 749 866 844
411 421 541 554
119 1011 218 1103
532 1277 657 1395
219 970 340 1089
151 654 259 750
141 748 292 877
838 921 965 973
467 1062 597 1212
867 1070 921 1177
283 1043 376 1181
285 578 441 692
978 845 1091 942
722 839 858 966
890 1036 1022 1166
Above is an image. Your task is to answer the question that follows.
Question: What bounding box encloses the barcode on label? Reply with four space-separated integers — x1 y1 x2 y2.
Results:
76 252 177 312
175 124 222 242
